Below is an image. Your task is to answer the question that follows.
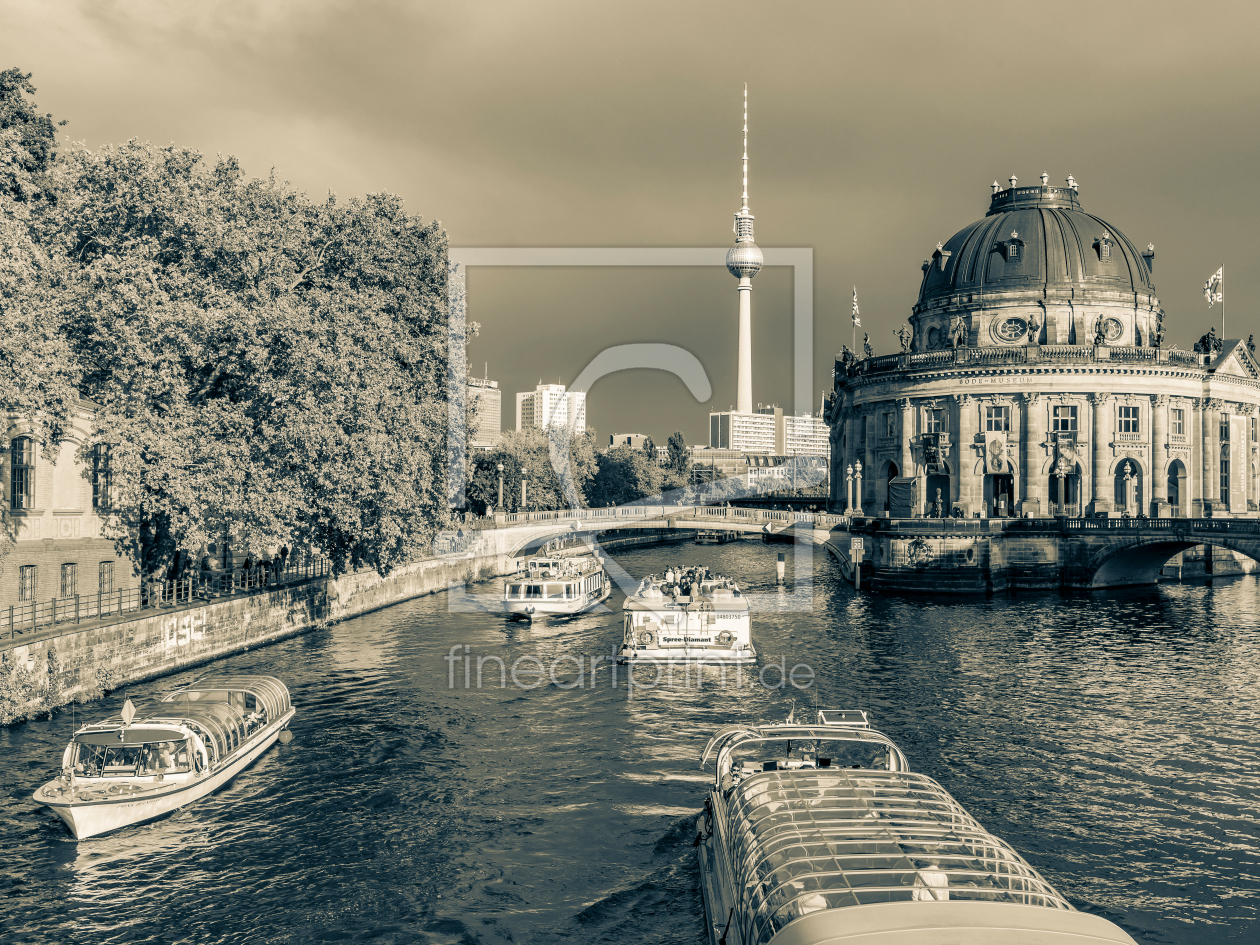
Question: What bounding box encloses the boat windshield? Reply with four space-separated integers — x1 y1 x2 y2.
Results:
722 769 1072 945
725 738 896 779
73 737 194 777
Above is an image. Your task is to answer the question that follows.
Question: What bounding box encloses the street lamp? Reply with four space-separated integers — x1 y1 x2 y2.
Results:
845 463 854 512
496 463 504 512
522 473 529 511
853 460 864 516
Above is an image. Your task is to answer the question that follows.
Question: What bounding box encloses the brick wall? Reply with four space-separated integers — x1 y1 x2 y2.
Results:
0 539 139 611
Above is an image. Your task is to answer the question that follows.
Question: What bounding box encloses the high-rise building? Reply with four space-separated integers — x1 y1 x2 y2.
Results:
516 383 587 432
727 85 763 415
466 376 501 450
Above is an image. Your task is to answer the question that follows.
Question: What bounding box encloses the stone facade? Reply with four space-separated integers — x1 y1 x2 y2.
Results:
826 179 1260 519
1 402 139 612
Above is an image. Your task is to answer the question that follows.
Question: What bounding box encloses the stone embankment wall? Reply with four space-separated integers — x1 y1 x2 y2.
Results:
1 549 518 726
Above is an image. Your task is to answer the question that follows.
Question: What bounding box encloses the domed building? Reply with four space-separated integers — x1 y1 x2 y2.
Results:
826 175 1260 519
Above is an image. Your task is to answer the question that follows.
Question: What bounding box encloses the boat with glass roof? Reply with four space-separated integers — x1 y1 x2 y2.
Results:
695 709 1138 945
501 553 610 619
617 565 755 664
33 675 294 839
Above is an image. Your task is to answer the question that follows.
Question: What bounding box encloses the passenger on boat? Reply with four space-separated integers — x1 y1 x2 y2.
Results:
156 742 176 771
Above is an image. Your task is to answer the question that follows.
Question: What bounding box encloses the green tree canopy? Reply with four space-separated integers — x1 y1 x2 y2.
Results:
588 445 662 508
4 130 451 577
666 430 690 476
466 428 597 515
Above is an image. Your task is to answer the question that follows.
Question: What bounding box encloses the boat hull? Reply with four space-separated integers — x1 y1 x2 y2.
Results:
503 584 610 618
34 709 295 840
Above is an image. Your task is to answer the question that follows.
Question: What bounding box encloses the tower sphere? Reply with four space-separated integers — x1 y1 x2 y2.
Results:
727 241 764 278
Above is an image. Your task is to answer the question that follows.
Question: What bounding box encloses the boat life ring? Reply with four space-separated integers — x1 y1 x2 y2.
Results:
637 630 653 645
716 631 733 645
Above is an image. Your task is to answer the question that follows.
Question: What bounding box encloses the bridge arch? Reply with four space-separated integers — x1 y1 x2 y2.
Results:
1086 536 1260 588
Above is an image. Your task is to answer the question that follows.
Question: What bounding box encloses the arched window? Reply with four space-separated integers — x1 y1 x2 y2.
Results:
92 444 112 509
10 436 35 509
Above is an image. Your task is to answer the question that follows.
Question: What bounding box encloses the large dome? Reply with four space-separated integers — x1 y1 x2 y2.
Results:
910 179 1161 350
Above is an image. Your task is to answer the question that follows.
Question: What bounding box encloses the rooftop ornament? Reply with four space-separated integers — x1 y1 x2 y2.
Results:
1009 175 1018 189
991 180 1001 195
1066 174 1078 191
1040 172 1049 185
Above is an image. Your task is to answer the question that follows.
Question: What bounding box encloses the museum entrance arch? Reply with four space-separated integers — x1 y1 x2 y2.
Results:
1113 459 1144 515
882 461 898 512
1167 459 1187 517
925 464 951 517
1047 462 1082 517
984 473 1015 517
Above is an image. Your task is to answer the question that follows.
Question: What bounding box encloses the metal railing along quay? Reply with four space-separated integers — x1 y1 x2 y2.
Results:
3 559 331 642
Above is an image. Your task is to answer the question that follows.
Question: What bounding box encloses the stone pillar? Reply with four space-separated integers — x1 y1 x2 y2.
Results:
1020 392 1042 516
1151 395 1168 514
898 398 915 514
1190 398 1203 517
828 419 842 511
954 394 978 516
863 414 874 511
1089 392 1112 514
1204 398 1222 512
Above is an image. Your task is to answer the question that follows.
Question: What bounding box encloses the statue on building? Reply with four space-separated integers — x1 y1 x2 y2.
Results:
840 344 855 364
894 324 912 353
862 332 873 359
1249 334 1256 355
950 316 967 348
1153 326 1164 350
1027 312 1040 344
1093 317 1107 347
1194 325 1223 355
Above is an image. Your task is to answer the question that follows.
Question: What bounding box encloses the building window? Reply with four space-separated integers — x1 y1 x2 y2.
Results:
92 444 112 509
1252 417 1257 442
1220 412 1230 441
884 413 896 438
985 406 1010 432
1119 405 1140 433
1008 241 1019 259
1221 454 1230 499
60 564 77 598
1052 406 1078 432
99 561 115 595
18 565 37 602
10 436 35 510
926 409 946 434
1171 408 1185 436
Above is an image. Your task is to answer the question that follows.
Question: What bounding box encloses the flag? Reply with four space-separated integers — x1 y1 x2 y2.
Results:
851 287 861 326
1204 267 1223 307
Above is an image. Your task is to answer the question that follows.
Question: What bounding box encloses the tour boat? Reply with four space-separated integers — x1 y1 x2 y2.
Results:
617 565 755 664
695 710 1139 945
695 530 739 545
33 675 295 840
501 553 610 620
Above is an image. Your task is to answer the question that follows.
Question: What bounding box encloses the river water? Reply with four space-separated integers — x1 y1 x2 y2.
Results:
3 541 1259 944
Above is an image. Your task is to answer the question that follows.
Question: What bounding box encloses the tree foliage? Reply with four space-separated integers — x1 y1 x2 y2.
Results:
666 430 690 476
588 445 662 508
466 428 598 515
1 94 452 578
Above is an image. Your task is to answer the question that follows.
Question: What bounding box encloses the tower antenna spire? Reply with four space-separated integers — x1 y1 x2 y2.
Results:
741 83 749 212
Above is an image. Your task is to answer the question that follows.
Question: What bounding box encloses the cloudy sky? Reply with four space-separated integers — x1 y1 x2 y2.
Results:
4 1 1259 445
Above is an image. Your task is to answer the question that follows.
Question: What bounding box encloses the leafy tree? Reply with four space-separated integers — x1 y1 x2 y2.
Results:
12 139 450 578
588 445 662 508
466 428 597 514
666 430 691 476
0 68 63 201
642 435 655 462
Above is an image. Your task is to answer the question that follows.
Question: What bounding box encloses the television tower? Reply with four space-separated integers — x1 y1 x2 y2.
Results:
726 85 763 414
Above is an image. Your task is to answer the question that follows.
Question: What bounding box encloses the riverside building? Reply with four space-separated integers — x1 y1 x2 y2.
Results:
826 175 1260 519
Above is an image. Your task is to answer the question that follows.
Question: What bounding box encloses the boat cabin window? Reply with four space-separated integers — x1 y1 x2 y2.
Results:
725 738 894 781
506 584 523 598
525 585 543 599
72 737 194 776
545 584 564 599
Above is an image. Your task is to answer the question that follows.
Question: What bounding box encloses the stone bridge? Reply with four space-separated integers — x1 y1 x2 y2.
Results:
437 507 1260 593
436 505 850 559
847 516 1260 592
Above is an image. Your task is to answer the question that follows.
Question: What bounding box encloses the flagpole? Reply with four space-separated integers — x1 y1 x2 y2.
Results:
1221 267 1225 338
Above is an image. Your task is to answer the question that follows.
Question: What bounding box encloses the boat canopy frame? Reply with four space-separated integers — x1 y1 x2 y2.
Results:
719 769 1074 945
702 724 907 771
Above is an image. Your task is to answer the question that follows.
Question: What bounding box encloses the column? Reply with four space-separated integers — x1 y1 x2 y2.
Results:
1204 398 1222 512
828 419 842 511
863 414 874 511
1190 398 1203 517
898 398 915 513
1089 392 1112 514
1151 395 1168 514
1020 392 1042 516
954 394 979 516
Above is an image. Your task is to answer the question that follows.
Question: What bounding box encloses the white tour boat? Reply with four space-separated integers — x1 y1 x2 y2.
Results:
33 675 295 840
695 709 1139 945
501 552 610 619
617 565 755 664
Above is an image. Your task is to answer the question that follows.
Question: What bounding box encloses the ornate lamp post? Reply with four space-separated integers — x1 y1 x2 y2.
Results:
1123 461 1135 515
853 460 864 516
845 463 854 512
522 473 529 512
496 463 504 511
